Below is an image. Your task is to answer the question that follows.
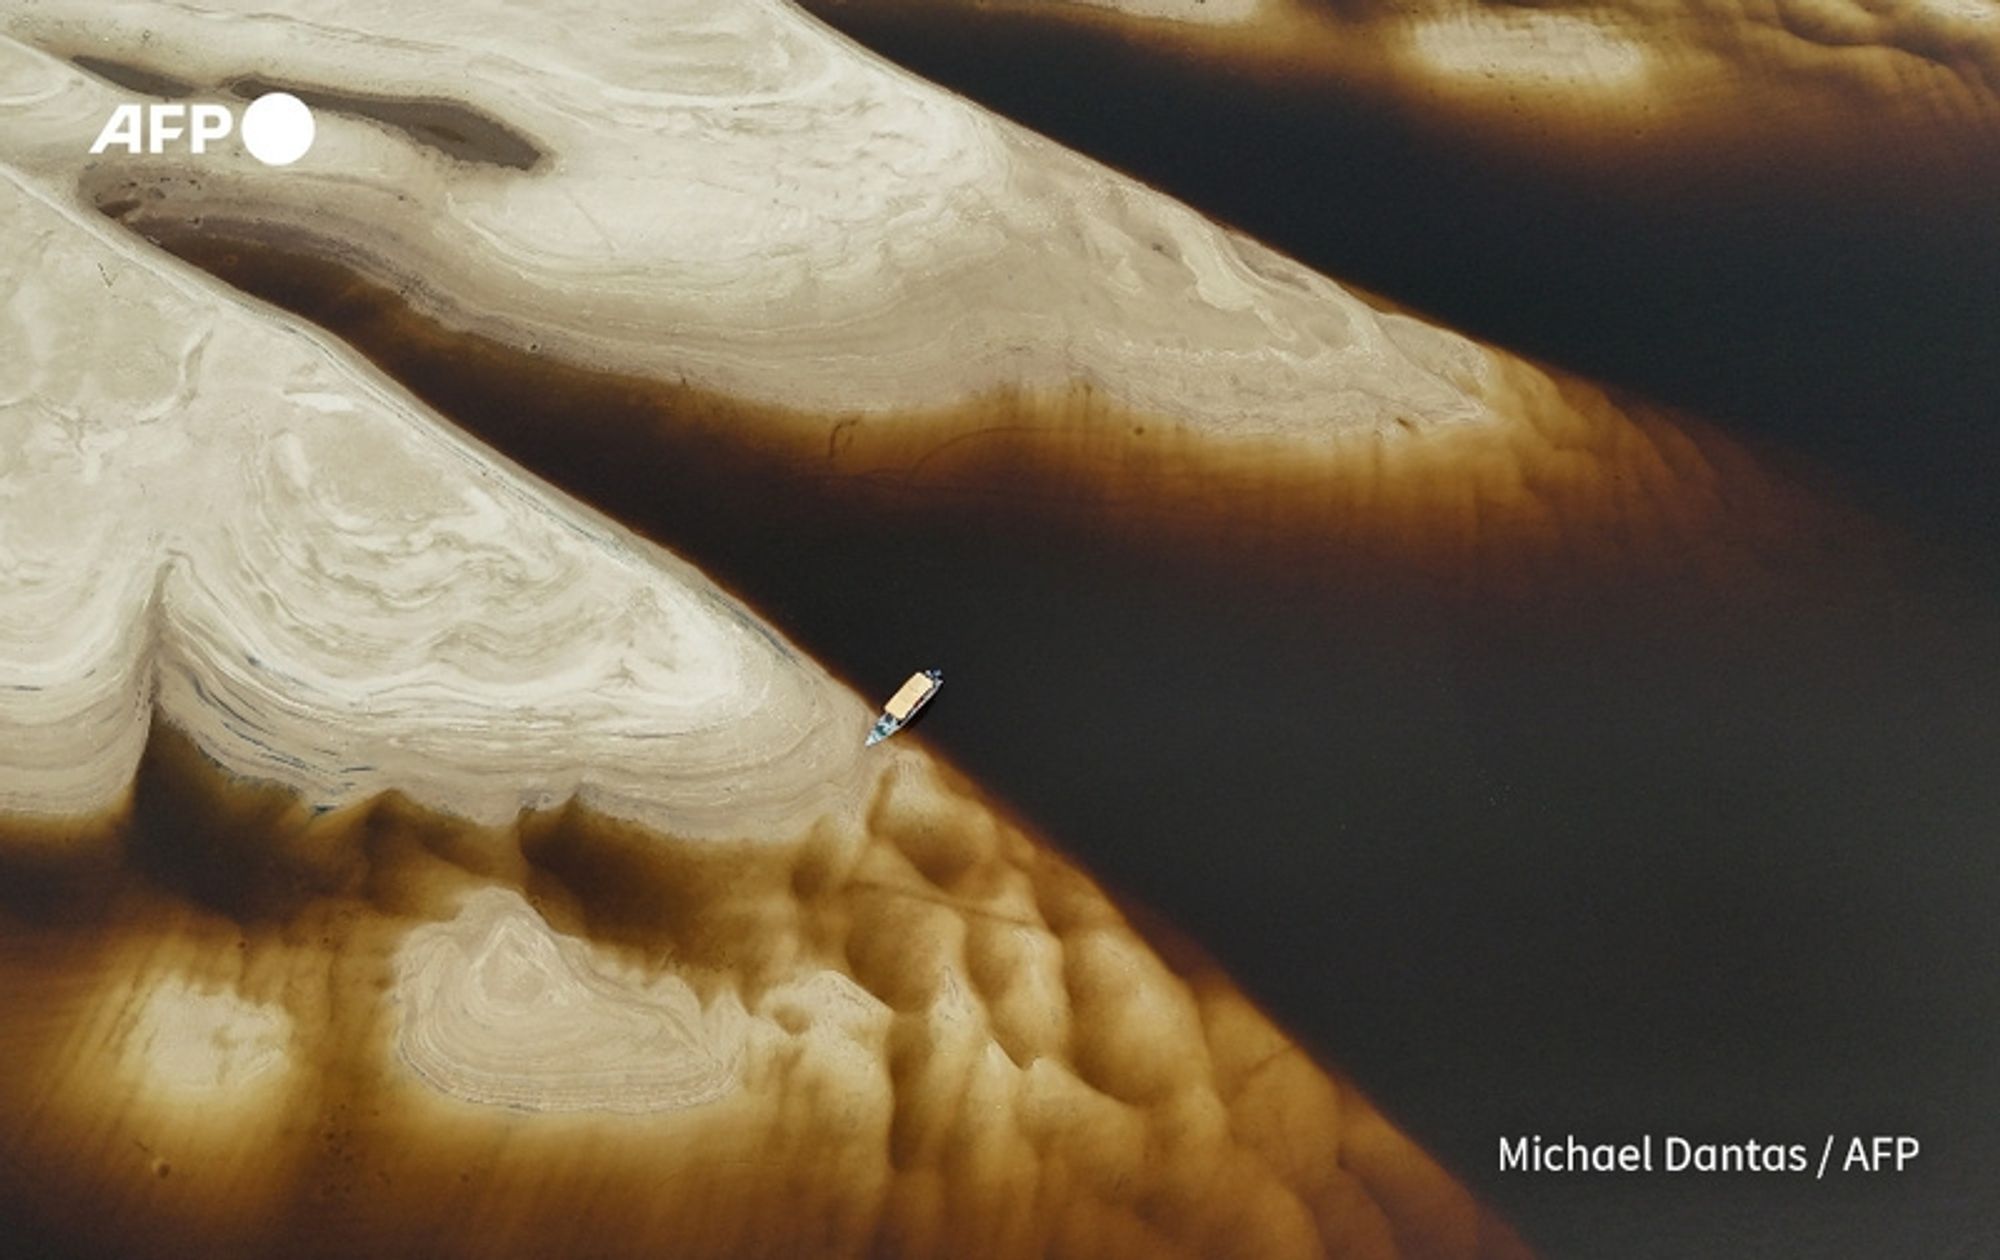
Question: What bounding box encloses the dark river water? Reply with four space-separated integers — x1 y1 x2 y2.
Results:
782 12 2000 1254
70 6 2000 1240
124 215 2000 1260
36 12 2000 1259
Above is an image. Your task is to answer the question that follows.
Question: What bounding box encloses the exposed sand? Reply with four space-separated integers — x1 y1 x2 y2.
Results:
0 0 1875 1249
3 1 1852 605
0 18 1533 1256
0 153 858 835
2 1 1501 440
393 887 748 1113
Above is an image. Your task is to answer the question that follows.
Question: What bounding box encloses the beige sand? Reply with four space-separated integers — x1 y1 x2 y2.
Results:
0 155 858 835
1 2 1502 440
2 7 1845 602
0 34 1529 1259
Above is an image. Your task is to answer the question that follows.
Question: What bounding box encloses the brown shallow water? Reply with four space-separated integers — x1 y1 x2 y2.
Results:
63 218 2000 1259
7 721 1528 1260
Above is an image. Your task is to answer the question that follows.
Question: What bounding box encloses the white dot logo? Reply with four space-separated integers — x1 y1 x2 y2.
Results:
240 92 315 166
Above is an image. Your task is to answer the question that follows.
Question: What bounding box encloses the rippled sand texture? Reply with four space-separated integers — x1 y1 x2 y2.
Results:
0 1 1848 590
6 723 1533 1260
0 97 1527 1260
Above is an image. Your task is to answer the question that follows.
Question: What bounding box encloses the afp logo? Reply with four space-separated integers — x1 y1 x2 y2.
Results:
89 92 316 167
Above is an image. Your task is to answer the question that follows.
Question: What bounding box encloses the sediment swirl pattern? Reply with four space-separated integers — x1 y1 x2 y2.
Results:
2 1 1500 438
0 165 858 834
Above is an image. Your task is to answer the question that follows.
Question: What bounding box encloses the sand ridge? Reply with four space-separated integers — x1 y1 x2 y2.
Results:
2 9 1862 604
1 29 1532 1258
0 159 861 836
1 4 1501 440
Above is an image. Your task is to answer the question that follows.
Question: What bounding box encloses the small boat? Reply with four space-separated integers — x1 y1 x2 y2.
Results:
866 669 943 746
